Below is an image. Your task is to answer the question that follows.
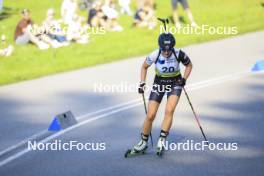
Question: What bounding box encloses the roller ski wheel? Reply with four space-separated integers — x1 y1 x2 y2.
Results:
124 147 148 158
156 147 164 157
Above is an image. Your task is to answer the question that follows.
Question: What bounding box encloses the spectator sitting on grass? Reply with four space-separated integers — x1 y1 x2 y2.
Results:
42 8 70 46
87 1 108 28
102 0 123 32
133 0 157 29
136 0 155 10
14 9 64 49
67 14 89 44
0 34 14 57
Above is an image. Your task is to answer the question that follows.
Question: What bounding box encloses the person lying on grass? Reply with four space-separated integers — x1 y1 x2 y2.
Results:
42 8 70 47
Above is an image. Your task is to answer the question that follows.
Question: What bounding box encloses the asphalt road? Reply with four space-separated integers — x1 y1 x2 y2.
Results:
0 31 263 175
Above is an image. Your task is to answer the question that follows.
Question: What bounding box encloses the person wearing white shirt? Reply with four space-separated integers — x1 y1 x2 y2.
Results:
102 0 123 31
118 0 132 16
61 0 78 25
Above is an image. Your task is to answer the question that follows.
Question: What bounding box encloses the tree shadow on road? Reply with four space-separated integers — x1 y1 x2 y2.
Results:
0 74 264 176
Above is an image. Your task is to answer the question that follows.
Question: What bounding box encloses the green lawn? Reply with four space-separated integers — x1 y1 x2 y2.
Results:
0 0 264 85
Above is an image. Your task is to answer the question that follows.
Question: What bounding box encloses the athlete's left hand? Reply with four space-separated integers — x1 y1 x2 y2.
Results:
177 78 186 87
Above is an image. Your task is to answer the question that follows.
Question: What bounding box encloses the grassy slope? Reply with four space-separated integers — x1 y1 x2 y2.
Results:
0 0 264 85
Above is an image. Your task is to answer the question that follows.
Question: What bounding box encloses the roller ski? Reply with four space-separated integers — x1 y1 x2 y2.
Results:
124 145 148 158
156 137 165 157
124 134 149 158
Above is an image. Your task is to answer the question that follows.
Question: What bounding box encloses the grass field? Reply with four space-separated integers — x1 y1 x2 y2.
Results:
0 0 264 85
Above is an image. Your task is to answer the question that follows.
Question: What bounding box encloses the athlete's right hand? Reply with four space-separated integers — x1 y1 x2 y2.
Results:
138 82 146 94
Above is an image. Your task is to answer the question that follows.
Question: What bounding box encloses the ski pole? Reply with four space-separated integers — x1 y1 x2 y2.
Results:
142 93 153 147
183 87 209 145
157 17 169 32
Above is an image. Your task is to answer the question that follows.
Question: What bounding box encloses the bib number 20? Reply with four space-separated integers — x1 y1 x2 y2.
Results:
162 67 175 73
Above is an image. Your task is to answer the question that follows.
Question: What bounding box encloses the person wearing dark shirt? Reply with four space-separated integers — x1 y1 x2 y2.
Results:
14 9 63 49
87 1 107 28
14 9 37 45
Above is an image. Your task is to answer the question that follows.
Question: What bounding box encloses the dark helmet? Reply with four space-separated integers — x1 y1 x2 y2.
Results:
158 33 176 51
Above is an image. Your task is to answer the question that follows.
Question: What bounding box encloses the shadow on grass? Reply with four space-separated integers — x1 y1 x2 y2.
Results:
168 15 187 25
0 6 19 21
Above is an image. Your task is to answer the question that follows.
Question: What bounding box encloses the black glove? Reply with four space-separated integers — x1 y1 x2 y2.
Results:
138 82 146 94
177 78 186 87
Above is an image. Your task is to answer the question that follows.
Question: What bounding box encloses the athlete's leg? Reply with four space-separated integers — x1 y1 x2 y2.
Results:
133 79 164 151
133 100 160 152
142 100 160 135
161 95 180 132
156 94 180 152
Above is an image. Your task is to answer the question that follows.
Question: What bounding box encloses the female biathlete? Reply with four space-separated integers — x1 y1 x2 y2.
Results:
126 32 193 157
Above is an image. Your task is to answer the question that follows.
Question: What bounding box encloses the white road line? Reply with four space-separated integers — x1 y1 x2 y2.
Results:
0 102 142 167
77 99 141 120
0 71 262 167
187 71 251 91
0 130 47 157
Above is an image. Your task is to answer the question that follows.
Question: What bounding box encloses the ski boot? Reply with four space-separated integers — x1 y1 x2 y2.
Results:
124 133 148 158
156 130 169 157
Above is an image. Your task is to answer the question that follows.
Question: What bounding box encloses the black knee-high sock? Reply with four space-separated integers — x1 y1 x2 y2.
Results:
141 133 149 142
160 130 169 138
